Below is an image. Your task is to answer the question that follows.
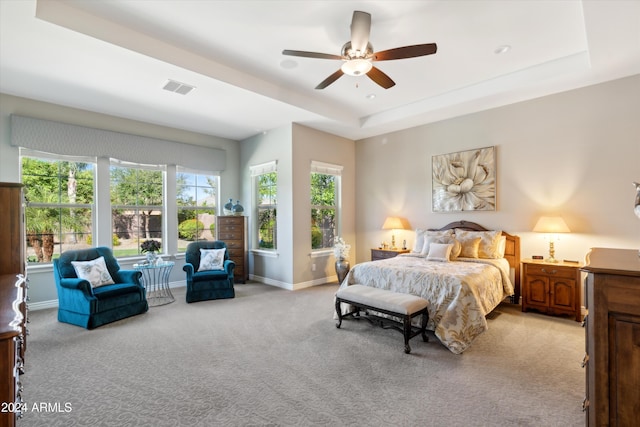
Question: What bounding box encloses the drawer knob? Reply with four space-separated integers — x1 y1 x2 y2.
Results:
581 353 589 368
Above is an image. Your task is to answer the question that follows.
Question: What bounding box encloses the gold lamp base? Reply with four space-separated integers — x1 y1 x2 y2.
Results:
546 241 559 263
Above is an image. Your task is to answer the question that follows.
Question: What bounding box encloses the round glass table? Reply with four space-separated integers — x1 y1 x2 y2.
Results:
133 261 175 306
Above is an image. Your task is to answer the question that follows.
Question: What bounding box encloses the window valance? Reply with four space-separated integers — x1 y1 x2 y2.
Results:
11 115 226 171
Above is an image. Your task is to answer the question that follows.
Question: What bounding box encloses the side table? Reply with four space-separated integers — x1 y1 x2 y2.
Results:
371 248 410 261
133 261 175 306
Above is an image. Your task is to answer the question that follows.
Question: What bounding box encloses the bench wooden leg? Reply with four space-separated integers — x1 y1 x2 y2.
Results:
403 314 412 354
421 311 429 342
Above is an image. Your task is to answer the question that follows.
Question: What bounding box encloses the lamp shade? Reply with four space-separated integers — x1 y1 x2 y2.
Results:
382 216 405 230
532 216 571 233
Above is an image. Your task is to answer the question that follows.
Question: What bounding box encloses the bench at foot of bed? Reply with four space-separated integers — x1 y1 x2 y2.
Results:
335 284 429 354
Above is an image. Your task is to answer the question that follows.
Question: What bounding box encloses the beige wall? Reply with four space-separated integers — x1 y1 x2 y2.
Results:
240 123 356 289
354 75 640 265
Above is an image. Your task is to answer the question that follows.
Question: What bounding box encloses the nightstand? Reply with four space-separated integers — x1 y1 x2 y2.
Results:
521 259 583 322
371 248 410 261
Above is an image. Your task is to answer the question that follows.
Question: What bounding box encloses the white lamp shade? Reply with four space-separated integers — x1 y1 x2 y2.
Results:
532 216 571 233
382 216 405 230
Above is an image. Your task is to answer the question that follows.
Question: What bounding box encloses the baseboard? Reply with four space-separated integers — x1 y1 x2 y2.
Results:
29 281 187 311
249 274 338 291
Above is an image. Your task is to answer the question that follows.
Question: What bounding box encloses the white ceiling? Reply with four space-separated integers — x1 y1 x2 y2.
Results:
1 0 639 141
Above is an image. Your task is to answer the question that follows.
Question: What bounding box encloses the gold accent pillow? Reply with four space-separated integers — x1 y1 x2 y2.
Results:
455 229 503 259
457 236 482 258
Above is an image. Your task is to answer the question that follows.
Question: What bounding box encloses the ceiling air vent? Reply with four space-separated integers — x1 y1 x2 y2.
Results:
162 79 195 95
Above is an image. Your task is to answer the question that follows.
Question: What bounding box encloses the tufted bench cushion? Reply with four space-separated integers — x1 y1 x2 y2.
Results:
335 284 429 354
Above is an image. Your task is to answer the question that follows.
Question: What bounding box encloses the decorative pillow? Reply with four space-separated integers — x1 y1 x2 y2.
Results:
419 229 455 255
412 229 428 253
457 236 482 258
199 248 226 271
455 229 503 259
71 256 115 288
497 236 507 258
427 243 453 262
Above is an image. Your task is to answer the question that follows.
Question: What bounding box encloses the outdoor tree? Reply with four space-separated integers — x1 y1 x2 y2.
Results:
21 158 93 262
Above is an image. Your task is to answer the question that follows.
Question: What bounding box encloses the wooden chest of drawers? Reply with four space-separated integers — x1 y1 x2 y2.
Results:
581 248 640 426
216 216 248 283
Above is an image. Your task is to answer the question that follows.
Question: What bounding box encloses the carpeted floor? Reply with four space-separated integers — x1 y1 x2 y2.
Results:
19 282 585 426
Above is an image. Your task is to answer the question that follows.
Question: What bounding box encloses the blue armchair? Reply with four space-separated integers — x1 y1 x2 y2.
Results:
183 241 235 303
53 247 148 329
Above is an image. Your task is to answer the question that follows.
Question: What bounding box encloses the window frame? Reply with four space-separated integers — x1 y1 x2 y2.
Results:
176 167 220 252
20 149 96 265
250 161 278 252
310 161 343 252
109 159 166 258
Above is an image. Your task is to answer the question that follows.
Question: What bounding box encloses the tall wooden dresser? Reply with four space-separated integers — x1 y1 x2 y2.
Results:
0 182 28 425
216 215 248 283
581 248 640 426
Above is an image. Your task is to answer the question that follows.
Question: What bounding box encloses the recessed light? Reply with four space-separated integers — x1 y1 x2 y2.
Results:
494 45 511 55
366 93 376 100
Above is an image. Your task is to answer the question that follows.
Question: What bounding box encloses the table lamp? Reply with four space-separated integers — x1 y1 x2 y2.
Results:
382 216 406 250
532 216 570 263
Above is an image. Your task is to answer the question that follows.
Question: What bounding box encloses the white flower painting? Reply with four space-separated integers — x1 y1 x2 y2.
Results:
432 146 496 212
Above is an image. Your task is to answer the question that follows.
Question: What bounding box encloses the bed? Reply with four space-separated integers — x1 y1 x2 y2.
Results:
337 221 520 354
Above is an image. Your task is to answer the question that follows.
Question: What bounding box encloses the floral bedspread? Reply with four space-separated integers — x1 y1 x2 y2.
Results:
337 255 514 354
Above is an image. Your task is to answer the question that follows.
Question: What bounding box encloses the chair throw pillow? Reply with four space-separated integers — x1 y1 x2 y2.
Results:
199 248 226 271
71 256 115 288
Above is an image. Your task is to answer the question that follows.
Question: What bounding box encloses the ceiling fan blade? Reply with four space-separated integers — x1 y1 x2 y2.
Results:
373 43 438 61
366 66 395 89
350 11 371 53
315 69 344 90
282 49 343 60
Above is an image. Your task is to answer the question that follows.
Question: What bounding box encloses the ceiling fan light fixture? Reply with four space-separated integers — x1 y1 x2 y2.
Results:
341 58 372 76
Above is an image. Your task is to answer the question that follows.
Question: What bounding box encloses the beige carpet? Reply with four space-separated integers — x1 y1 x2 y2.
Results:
20 282 585 426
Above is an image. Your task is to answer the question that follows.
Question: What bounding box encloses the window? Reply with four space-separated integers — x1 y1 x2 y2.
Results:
110 161 164 257
251 161 277 250
176 169 219 252
21 152 95 264
310 161 342 250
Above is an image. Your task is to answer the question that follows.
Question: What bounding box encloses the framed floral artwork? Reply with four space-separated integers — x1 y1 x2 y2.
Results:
432 146 496 212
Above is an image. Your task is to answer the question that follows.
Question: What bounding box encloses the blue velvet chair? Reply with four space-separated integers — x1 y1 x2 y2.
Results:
53 247 148 329
183 241 235 303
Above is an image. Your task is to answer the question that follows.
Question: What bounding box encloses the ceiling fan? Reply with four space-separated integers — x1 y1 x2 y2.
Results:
282 11 437 90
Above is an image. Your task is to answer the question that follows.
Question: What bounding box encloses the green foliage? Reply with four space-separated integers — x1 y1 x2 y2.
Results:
112 234 121 246
209 223 216 235
311 226 323 249
178 219 204 241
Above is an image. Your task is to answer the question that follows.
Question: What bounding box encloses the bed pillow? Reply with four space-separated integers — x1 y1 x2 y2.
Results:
457 236 482 258
412 229 429 253
199 248 226 271
418 230 455 255
71 256 115 288
455 229 503 259
427 243 453 262
497 235 507 258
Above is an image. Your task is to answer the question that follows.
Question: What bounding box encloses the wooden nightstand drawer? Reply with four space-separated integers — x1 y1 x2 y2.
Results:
524 263 577 279
371 248 409 261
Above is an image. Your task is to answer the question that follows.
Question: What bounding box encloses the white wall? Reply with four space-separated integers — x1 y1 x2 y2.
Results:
354 75 640 265
0 93 241 306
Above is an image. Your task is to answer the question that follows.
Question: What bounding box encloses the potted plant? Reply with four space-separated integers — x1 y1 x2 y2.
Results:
141 239 161 264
